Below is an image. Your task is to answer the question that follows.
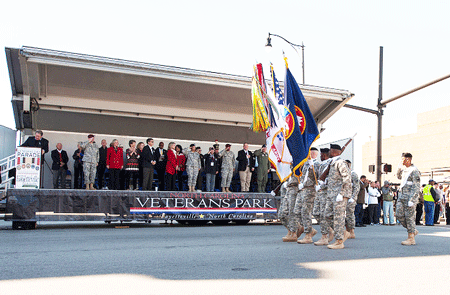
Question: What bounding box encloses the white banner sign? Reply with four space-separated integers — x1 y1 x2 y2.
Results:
15 147 41 189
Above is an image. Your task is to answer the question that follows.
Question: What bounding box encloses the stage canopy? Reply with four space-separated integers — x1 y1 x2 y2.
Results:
5 46 354 144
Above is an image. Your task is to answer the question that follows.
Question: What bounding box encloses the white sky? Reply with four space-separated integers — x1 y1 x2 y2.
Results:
1 0 449 174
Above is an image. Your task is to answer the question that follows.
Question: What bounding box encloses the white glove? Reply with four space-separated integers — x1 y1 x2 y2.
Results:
336 194 343 202
348 198 355 203
308 159 314 165
270 191 276 197
318 180 324 186
298 183 304 190
282 182 287 189
408 201 414 207
315 185 321 192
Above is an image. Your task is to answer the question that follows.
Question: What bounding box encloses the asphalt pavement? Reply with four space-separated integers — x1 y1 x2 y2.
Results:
0 220 449 294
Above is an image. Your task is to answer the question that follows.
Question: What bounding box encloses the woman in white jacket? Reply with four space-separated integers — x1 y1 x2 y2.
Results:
368 181 381 225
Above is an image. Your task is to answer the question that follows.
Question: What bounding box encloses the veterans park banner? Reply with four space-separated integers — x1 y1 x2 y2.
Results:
5 190 279 222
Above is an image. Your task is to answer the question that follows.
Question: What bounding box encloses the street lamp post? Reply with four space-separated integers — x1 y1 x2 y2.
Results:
265 33 305 84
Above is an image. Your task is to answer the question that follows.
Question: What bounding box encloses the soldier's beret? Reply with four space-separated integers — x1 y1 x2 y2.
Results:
320 148 330 153
310 147 318 151
330 144 341 150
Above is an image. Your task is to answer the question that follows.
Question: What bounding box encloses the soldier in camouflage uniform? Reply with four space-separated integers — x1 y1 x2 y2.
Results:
325 144 352 249
297 148 320 244
396 153 421 246
345 160 360 239
81 134 99 190
219 144 235 192
282 174 304 242
313 148 333 246
183 144 201 192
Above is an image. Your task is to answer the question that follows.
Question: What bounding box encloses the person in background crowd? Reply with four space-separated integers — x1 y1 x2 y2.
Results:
106 139 123 190
219 144 235 192
368 181 381 225
81 134 99 190
382 181 395 225
141 138 156 191
184 144 201 192
434 183 444 224
374 180 382 224
196 146 205 192
21 130 49 156
97 139 108 189
355 175 368 227
175 145 186 190
156 142 167 191
137 142 145 189
72 143 84 189
422 179 436 226
254 144 270 193
237 143 254 192
204 147 219 192
51 143 69 189
445 187 450 225
126 140 141 190
416 184 425 225
165 142 178 191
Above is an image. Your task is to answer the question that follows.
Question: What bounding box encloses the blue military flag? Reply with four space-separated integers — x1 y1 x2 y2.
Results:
284 66 320 177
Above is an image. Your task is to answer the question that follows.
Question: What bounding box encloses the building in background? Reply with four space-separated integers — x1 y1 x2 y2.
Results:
362 104 450 183
0 125 16 160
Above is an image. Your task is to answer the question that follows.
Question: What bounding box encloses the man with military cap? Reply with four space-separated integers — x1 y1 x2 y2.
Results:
325 144 352 249
219 144 235 192
313 148 334 246
183 144 201 192
254 144 270 193
81 134 99 190
396 153 421 245
296 147 320 244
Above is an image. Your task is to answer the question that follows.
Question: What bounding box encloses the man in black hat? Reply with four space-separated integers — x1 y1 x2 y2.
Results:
254 144 270 192
324 144 352 249
219 144 234 192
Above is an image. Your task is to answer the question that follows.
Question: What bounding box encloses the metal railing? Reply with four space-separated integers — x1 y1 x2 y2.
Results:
0 154 16 196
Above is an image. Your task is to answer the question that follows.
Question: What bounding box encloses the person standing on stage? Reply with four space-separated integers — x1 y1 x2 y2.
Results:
106 139 123 190
165 142 178 191
253 144 270 193
196 146 205 192
21 130 49 156
81 134 99 190
325 144 352 250
155 142 167 191
204 147 219 192
236 143 254 192
141 138 157 191
51 143 69 189
219 144 235 192
184 144 201 192
97 139 108 189
396 153 421 245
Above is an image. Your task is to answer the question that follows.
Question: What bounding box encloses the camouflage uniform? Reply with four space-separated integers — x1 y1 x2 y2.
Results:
286 175 301 232
314 158 331 235
219 149 235 188
396 165 421 234
81 140 99 184
278 183 288 226
325 157 352 240
299 160 320 234
184 150 201 187
345 171 360 230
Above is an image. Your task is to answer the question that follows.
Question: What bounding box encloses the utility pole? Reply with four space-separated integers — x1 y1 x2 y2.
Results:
376 46 383 184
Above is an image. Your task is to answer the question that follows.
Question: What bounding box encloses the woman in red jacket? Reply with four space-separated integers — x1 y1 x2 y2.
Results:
175 144 186 191
165 142 178 191
106 139 124 190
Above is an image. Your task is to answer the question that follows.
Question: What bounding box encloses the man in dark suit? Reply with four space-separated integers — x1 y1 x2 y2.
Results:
355 175 369 227
236 142 255 192
141 138 157 190
51 143 69 189
21 130 49 156
155 141 167 191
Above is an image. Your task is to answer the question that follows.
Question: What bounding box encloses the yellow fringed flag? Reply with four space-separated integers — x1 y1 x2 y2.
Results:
251 76 270 132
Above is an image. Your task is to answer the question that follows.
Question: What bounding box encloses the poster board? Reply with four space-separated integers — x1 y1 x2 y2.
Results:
15 147 41 189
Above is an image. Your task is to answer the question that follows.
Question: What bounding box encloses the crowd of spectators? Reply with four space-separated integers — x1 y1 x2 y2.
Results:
356 176 449 226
